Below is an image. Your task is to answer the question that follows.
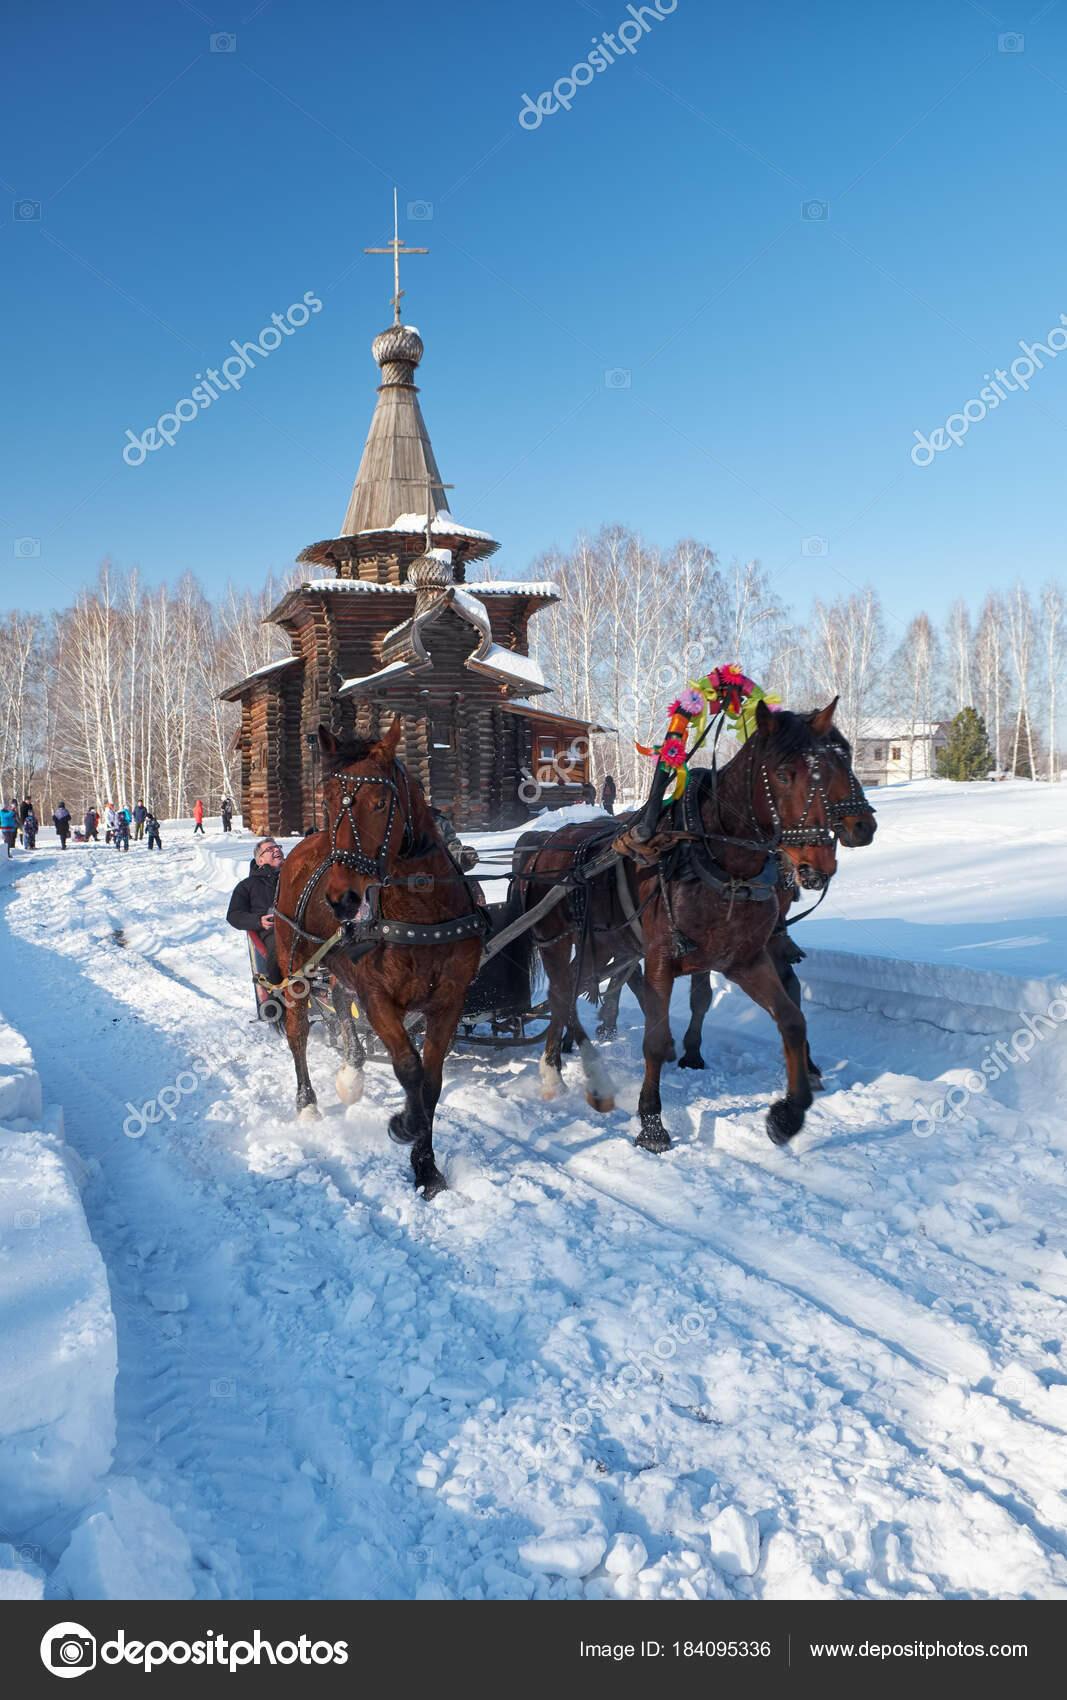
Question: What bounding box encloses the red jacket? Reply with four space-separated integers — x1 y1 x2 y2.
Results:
193 801 204 823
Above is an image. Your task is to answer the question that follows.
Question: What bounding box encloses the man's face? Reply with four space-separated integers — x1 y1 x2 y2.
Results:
257 842 284 869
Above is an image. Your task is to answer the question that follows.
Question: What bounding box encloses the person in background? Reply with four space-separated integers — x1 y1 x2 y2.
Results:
84 805 99 842
132 799 147 841
221 796 234 833
104 802 117 845
21 805 37 850
0 800 17 858
193 798 205 836
600 774 617 816
227 838 286 1018
145 809 162 850
581 780 597 807
113 806 131 852
19 797 33 826
53 801 72 849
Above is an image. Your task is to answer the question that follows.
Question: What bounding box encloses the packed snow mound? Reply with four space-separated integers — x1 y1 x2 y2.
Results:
53 1478 196 1601
0 1007 116 1531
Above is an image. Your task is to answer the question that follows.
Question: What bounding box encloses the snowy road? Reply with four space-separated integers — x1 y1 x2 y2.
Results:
3 812 1067 1600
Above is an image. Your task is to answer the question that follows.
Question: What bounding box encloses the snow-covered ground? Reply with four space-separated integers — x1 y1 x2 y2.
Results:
0 994 115 1600
0 783 1066 1600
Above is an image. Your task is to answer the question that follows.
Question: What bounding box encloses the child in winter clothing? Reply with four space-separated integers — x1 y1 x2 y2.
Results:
21 808 37 850
145 811 162 850
0 803 17 858
193 798 205 835
113 808 131 851
53 802 72 848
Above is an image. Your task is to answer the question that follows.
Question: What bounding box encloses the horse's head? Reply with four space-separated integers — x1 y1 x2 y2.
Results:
749 698 838 890
816 723 878 848
316 719 410 916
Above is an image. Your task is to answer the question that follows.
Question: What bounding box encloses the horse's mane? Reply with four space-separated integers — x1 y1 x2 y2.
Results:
754 707 826 760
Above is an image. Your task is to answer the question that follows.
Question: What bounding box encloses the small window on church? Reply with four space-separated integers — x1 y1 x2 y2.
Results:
891 745 901 761
538 738 556 762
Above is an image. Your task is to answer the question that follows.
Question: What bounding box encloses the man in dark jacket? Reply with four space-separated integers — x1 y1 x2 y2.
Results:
132 800 147 841
53 802 71 848
84 806 99 842
600 774 617 815
220 797 234 833
227 838 286 1006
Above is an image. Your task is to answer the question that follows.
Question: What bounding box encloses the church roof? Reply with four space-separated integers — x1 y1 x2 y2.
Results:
337 584 549 698
297 316 498 567
264 578 558 626
218 653 300 702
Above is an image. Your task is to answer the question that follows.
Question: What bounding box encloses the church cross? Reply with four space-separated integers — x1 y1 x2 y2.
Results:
364 188 429 324
422 475 454 550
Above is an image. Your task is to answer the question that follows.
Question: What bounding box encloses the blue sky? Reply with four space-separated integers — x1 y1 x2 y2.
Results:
3 0 1067 630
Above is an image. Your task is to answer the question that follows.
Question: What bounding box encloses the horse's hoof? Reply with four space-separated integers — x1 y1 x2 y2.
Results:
335 1064 364 1105
767 1097 805 1145
664 1043 677 1063
388 1113 416 1146
417 1169 447 1201
636 1118 671 1154
595 1023 617 1041
298 1102 321 1123
678 1052 705 1070
585 1092 615 1114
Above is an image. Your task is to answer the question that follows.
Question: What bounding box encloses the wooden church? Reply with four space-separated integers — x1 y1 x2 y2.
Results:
221 213 599 836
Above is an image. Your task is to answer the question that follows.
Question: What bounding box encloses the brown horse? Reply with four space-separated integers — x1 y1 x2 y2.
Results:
678 720 877 1075
591 720 877 1080
518 700 840 1151
271 722 484 1199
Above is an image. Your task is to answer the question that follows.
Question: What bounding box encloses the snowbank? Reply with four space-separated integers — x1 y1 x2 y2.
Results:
0 1005 116 1532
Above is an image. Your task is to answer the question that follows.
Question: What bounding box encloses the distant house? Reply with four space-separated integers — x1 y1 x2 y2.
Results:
853 720 950 786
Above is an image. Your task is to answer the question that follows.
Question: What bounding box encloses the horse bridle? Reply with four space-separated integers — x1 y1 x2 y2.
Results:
289 764 422 933
822 755 877 832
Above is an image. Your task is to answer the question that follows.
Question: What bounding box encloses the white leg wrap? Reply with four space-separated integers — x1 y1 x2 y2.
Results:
540 1054 564 1099
335 1063 364 1105
579 1039 615 1102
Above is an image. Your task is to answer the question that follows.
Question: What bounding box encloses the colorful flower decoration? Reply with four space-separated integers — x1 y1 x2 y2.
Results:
636 663 782 801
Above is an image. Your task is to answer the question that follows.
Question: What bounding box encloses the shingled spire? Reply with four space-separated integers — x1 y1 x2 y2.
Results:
297 262 498 578
339 322 448 536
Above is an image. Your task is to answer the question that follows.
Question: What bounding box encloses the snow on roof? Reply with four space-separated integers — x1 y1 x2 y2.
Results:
355 510 497 544
450 586 492 642
338 659 421 692
468 643 546 691
248 655 299 678
293 578 558 599
857 720 947 740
